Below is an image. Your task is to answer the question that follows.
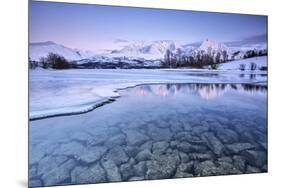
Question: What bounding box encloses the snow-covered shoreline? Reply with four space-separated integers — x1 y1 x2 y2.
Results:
29 57 267 120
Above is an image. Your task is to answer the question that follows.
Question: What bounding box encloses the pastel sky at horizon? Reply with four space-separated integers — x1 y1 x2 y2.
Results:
30 1 267 51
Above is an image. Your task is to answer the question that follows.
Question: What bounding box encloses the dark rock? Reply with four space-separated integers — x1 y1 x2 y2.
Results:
246 165 261 173
189 153 213 161
216 129 239 144
170 140 179 149
69 131 93 143
124 130 149 146
170 121 184 133
175 132 192 141
51 143 108 164
201 132 225 156
134 161 147 177
205 116 221 124
232 123 247 134
105 134 126 147
213 115 229 124
175 132 204 144
103 146 129 166
259 142 267 151
147 126 172 141
191 145 208 153
152 141 169 155
174 171 193 178
71 163 106 184
183 122 192 131
192 126 209 136
124 146 139 158
177 142 193 154
135 149 152 162
29 179 42 188
226 143 255 154
217 157 233 164
78 146 107 163
119 161 135 181
209 122 224 133
52 142 84 158
177 161 194 173
165 148 173 154
179 152 190 163
88 126 118 145
216 161 242 175
140 141 153 151
101 160 121 182
233 126 255 143
241 132 255 143
29 165 37 178
261 164 268 172
155 121 171 128
194 160 219 176
232 155 246 172
42 159 76 186
37 155 68 176
200 121 209 127
241 150 267 167
146 152 180 179
29 146 46 165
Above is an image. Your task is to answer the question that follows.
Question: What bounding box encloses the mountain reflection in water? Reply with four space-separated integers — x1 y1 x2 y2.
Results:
120 83 267 100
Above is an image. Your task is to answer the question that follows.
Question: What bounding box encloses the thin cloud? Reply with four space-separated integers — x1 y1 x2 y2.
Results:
114 39 129 43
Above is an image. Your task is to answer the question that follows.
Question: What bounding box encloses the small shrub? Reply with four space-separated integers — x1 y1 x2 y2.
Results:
239 64 246 71
250 62 257 71
210 63 220 70
46 53 70 69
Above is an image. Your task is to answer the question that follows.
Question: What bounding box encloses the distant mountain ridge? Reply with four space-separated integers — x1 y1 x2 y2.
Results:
29 41 95 61
29 36 267 62
110 40 177 59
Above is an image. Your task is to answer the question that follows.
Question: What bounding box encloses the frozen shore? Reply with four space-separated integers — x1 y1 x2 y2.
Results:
29 57 267 120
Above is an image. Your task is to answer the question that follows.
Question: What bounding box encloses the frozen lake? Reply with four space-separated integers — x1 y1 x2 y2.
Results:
29 82 267 187
29 67 267 120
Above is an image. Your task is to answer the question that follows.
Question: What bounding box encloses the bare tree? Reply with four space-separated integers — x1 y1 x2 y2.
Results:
215 52 221 64
222 50 228 62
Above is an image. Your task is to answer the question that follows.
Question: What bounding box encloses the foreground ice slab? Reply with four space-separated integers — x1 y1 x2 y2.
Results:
29 58 267 119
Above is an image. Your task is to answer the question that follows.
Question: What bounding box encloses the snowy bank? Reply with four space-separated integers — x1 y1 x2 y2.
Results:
219 56 267 70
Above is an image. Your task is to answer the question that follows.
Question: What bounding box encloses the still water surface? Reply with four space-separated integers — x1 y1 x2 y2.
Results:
29 83 267 187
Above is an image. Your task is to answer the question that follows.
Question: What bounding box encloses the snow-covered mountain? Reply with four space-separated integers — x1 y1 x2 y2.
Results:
29 41 95 61
109 39 233 60
30 36 267 66
197 39 228 54
190 38 230 60
110 40 177 59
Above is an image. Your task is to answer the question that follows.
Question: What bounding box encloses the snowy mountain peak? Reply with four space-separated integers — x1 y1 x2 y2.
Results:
198 38 228 53
111 40 176 59
148 40 176 54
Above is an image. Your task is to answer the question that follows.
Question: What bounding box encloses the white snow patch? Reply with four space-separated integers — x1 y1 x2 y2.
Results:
219 56 267 70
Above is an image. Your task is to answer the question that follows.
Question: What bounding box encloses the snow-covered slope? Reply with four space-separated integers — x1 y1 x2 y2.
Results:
110 40 176 59
29 41 95 61
219 56 267 70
